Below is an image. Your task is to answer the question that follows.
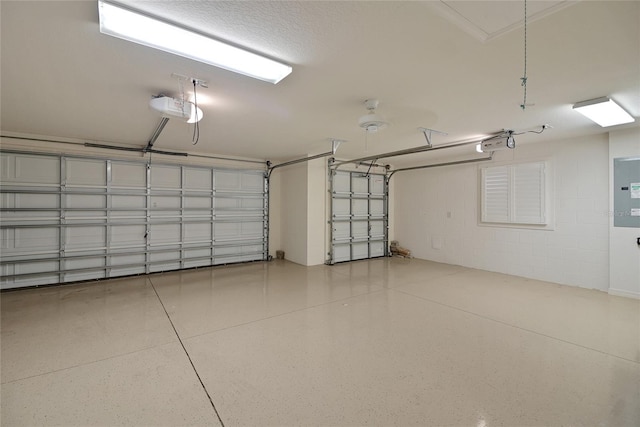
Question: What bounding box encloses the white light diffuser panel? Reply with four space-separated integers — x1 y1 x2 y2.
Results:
98 1 292 84
573 97 634 127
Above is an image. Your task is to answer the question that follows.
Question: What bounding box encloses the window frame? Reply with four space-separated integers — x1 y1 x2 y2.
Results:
479 160 554 230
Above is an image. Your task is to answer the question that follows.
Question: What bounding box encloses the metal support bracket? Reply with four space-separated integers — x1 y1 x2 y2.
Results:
417 128 447 148
145 117 170 151
267 138 346 178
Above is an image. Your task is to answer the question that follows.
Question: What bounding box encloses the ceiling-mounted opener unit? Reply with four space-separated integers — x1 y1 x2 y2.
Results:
477 131 516 152
146 95 204 152
145 75 207 151
149 96 202 123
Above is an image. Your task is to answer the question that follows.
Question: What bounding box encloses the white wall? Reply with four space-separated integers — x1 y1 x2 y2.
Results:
280 162 308 265
276 157 328 267
268 169 281 258
394 134 610 291
609 127 640 298
307 157 327 266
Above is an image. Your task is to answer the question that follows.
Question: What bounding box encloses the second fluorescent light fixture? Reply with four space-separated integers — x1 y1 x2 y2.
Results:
98 1 292 84
573 97 634 127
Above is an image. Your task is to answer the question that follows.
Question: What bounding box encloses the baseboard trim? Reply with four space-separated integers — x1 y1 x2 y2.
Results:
608 288 640 299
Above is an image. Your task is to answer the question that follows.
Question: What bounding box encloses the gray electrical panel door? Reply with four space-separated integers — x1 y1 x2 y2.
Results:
613 157 640 228
0 151 268 289
329 170 388 264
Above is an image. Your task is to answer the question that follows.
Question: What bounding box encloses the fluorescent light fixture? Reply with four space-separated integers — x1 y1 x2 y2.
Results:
573 97 634 127
98 0 292 84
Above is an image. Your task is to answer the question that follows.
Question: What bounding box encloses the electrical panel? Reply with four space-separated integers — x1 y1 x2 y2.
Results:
613 157 640 228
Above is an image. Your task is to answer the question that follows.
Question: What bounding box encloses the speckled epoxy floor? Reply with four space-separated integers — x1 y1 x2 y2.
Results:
2 258 639 426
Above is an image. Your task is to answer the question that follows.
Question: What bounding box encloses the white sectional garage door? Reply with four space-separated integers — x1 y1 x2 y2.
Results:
0 151 268 289
329 170 388 264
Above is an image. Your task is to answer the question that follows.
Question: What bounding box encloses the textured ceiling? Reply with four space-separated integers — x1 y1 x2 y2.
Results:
1 1 638 165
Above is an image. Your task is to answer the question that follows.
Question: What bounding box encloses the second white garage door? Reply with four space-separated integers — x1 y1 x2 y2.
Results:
329 170 388 264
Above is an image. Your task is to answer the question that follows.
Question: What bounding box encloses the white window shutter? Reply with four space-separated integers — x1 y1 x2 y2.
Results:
513 162 546 224
482 166 510 223
481 161 548 225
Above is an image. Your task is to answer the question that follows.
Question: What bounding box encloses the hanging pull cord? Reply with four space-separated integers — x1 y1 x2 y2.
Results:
520 0 528 110
192 79 200 145
365 158 377 177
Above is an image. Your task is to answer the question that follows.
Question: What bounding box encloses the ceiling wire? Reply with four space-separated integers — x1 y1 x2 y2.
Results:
192 79 200 145
520 0 528 110
365 158 377 177
365 130 369 152
513 125 549 136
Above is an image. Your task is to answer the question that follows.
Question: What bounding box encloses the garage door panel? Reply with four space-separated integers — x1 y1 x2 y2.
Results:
63 257 105 273
352 222 368 238
184 223 211 241
2 274 59 288
66 159 106 186
111 225 145 246
240 198 264 209
14 193 59 209
370 200 384 216
150 165 180 188
370 176 385 195
111 162 146 188
14 260 59 276
213 244 263 264
111 211 146 222
184 168 212 190
215 171 240 190
241 221 264 237
110 254 146 276
149 251 180 272
184 196 211 209
65 226 106 250
215 221 263 239
370 241 385 257
0 154 10 180
149 224 180 245
333 245 351 263
150 196 180 209
215 197 238 209
0 229 11 250
370 221 384 238
333 172 350 193
333 199 350 217
330 172 387 264
184 248 211 258
12 154 60 184
1 152 267 288
66 194 105 209
352 199 368 217
333 222 350 241
352 242 369 260
184 258 211 269
2 210 57 222
241 173 264 191
11 228 59 252
352 176 368 194
112 194 145 209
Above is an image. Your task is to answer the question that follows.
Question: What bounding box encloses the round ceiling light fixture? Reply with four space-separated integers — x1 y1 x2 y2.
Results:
358 99 388 133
